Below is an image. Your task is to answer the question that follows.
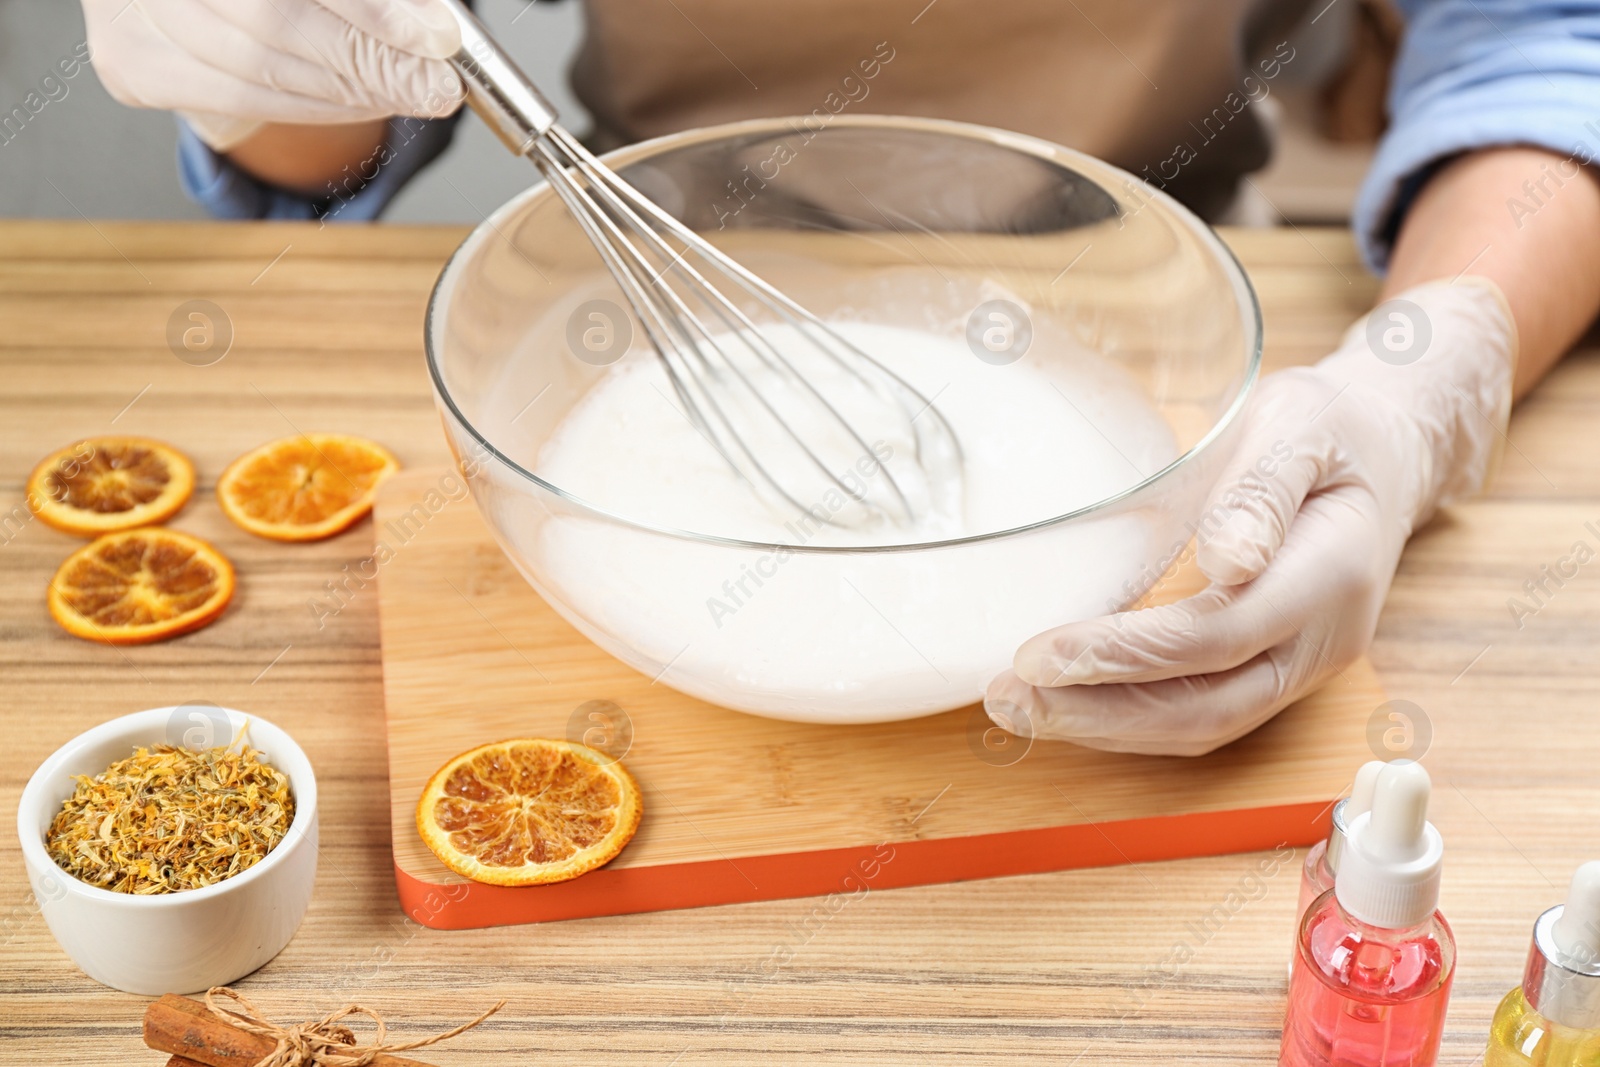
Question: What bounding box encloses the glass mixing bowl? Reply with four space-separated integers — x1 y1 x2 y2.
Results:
426 115 1261 724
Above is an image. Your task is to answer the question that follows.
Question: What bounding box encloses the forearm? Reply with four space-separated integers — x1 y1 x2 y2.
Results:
1384 147 1600 400
223 120 390 198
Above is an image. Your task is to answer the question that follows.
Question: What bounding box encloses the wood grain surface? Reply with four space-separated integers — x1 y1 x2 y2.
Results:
375 467 1380 926
2 220 1598 1064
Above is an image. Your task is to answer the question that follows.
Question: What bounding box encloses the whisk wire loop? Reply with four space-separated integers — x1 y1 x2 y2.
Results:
440 0 961 530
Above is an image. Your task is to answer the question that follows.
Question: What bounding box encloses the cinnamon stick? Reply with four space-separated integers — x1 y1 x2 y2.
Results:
143 994 439 1067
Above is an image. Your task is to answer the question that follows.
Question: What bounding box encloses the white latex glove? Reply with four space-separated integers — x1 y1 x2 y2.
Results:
82 0 466 151
985 278 1517 756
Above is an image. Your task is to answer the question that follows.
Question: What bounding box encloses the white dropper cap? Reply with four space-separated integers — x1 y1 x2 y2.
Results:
1349 760 1384 815
1334 760 1445 929
1326 761 1386 875
1553 862 1600 968
1525 862 1600 1028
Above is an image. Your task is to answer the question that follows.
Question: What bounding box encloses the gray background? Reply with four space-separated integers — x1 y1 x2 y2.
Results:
0 0 1373 225
0 0 589 222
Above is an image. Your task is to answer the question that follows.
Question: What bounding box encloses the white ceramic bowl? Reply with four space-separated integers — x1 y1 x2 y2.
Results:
16 706 318 995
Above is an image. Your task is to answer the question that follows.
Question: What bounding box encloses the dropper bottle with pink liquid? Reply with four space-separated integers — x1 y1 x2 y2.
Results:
1279 760 1455 1067
1297 761 1386 928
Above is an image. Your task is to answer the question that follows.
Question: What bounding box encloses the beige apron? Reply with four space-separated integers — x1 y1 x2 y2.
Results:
568 0 1308 219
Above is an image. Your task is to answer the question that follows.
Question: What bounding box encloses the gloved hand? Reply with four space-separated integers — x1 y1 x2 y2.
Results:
82 0 467 151
986 278 1517 756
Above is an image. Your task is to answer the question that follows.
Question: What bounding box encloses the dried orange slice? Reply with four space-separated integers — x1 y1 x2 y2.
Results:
27 436 195 537
416 739 642 886
48 528 235 644
217 433 398 541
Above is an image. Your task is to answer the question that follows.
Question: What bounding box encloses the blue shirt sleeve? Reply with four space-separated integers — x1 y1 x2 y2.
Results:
175 112 463 221
1355 0 1600 271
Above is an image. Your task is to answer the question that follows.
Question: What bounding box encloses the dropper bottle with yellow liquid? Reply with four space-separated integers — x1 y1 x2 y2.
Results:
1487 861 1600 1067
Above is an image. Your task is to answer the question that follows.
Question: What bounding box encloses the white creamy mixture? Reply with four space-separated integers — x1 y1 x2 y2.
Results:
505 322 1178 721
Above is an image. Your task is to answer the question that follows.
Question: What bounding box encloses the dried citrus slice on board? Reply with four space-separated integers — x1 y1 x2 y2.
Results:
47 528 235 644
217 433 398 541
416 739 643 886
27 436 195 536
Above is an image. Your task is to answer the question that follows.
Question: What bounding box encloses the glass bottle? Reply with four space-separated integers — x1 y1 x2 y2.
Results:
1282 889 1455 1067
1280 760 1453 1067
1485 862 1600 1067
1297 762 1385 922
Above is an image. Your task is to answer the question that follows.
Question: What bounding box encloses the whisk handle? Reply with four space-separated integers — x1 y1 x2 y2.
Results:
437 0 560 155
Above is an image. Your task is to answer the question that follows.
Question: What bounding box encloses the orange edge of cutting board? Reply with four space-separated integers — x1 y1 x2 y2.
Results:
394 799 1332 929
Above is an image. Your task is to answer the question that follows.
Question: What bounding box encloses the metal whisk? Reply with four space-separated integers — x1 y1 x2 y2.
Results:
438 0 962 532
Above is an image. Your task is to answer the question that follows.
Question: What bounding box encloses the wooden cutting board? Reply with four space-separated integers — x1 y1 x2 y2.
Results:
376 468 1381 929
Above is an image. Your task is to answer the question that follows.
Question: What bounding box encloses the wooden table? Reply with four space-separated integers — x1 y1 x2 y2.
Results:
1 220 1595 1064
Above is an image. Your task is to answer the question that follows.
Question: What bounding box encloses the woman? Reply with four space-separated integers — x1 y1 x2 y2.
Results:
82 0 1600 754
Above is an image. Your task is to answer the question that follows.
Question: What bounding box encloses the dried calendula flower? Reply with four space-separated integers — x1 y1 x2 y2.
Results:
46 740 294 894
